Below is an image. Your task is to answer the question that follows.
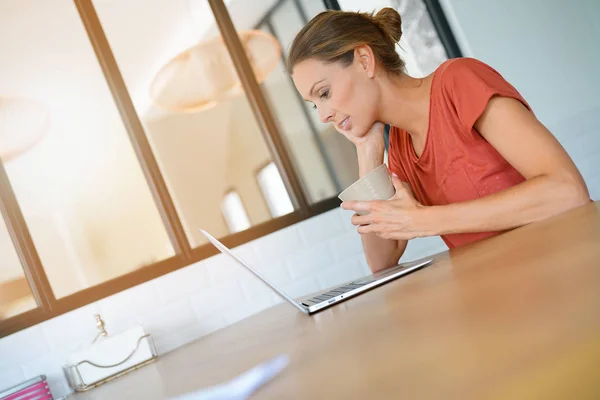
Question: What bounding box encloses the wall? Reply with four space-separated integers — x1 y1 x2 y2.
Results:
439 0 600 199
0 208 446 399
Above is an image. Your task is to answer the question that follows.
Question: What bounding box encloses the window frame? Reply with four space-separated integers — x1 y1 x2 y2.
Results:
0 0 461 338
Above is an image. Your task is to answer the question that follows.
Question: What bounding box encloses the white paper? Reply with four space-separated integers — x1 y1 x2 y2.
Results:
170 354 290 400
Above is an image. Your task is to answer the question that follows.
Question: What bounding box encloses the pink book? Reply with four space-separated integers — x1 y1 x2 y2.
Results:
0 376 53 400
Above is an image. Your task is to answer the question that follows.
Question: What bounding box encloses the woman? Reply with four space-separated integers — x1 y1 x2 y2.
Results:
288 8 590 272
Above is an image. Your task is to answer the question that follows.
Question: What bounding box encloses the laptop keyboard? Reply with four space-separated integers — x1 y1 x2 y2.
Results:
301 282 366 306
301 264 415 306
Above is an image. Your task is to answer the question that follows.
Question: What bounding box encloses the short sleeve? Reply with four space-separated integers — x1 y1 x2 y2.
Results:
441 58 532 133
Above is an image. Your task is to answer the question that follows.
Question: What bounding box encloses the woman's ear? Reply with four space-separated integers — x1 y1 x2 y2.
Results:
354 45 376 78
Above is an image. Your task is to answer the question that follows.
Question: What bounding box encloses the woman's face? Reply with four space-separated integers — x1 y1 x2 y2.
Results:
292 49 379 139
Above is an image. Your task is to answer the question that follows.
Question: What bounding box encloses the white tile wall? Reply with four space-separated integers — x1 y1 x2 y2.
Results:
285 242 335 279
40 304 101 353
0 365 25 395
0 208 446 399
0 327 46 369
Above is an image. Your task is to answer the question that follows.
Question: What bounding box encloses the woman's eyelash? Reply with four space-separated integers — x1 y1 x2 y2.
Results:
310 90 329 110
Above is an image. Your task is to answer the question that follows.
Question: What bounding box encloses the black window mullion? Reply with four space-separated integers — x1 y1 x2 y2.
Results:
421 0 463 58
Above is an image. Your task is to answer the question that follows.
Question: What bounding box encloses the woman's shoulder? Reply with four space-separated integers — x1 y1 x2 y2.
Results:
432 57 507 94
434 57 498 79
430 57 531 130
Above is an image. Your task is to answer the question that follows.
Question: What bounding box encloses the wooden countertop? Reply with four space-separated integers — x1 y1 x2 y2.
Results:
69 201 600 399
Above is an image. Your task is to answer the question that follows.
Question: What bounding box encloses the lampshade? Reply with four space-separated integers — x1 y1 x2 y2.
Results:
150 30 281 113
0 97 49 163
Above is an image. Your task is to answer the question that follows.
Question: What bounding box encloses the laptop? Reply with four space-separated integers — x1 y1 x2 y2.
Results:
199 228 434 315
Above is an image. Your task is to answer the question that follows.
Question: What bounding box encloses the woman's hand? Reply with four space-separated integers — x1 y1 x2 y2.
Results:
342 174 436 240
340 121 386 148
339 121 408 272
341 121 387 177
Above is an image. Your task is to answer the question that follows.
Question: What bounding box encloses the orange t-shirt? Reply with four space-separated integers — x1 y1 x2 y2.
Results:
388 57 530 248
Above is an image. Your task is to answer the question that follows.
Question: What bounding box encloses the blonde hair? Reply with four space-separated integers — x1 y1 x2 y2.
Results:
287 8 404 75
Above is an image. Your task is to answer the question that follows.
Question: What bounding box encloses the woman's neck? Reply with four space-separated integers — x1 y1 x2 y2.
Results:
377 72 433 138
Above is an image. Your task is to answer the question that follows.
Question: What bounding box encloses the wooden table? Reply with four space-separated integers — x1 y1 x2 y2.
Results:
70 202 600 399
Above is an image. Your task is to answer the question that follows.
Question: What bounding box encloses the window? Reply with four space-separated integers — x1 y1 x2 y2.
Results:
0 0 174 303
0 0 461 337
222 191 251 233
232 0 361 203
0 0 328 336
93 0 297 247
257 162 295 218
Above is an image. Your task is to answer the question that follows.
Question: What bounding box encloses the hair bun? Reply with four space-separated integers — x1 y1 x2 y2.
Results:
373 7 402 44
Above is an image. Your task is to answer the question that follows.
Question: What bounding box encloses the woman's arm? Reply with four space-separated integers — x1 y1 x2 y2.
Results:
344 97 590 239
431 96 590 234
348 122 408 272
356 142 407 272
